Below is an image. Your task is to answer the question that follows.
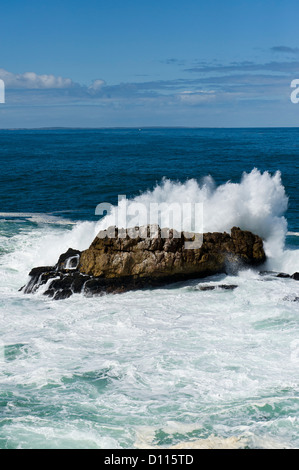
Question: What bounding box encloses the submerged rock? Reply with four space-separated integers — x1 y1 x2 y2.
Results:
276 272 299 280
259 272 299 280
21 225 266 299
283 295 299 302
199 284 238 291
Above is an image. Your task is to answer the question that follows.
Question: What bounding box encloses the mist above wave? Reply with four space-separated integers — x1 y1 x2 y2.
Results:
4 168 296 275
95 168 288 259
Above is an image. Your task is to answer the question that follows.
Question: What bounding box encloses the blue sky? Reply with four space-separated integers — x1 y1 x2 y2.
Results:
1 0 299 127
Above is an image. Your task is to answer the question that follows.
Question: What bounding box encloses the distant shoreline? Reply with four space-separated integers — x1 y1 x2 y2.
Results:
0 126 298 131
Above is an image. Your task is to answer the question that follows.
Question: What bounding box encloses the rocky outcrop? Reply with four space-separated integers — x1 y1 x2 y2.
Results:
21 225 266 299
198 284 238 291
79 225 265 278
275 272 299 280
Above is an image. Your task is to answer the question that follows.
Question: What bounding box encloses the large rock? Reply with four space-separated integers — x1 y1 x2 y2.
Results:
21 225 266 299
79 225 265 278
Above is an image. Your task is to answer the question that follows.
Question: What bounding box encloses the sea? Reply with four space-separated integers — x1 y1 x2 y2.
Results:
0 127 298 449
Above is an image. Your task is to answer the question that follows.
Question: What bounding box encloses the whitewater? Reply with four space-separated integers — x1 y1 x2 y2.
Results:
0 167 298 449
4 168 296 274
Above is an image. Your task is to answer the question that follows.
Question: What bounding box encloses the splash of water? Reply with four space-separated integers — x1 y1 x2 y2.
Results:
4 168 297 276
94 168 289 262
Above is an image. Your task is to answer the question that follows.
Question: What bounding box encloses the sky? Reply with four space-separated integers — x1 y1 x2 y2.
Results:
1 0 299 127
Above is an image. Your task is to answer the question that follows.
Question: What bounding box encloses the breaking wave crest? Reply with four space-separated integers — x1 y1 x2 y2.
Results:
93 168 293 271
5 168 298 276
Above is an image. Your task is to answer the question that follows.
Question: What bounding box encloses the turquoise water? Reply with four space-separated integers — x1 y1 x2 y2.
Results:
0 128 298 449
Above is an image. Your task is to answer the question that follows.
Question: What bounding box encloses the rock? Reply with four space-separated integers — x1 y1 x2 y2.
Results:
283 295 299 302
78 225 265 279
56 248 81 270
275 272 299 280
21 225 266 299
22 249 86 297
259 272 299 280
199 284 238 291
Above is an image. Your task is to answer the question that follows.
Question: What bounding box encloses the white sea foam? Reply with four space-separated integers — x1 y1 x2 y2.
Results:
1 226 299 448
1 168 296 276
134 425 248 449
94 169 288 256
1 272 298 448
1 169 298 448
0 212 76 225
89 168 295 272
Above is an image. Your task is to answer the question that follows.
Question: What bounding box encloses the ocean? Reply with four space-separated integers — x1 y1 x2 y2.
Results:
0 127 298 449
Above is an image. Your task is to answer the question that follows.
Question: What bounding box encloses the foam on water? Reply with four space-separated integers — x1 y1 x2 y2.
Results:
1 261 299 447
95 169 288 239
0 212 76 225
2 168 294 276
61 168 295 273
0 168 298 448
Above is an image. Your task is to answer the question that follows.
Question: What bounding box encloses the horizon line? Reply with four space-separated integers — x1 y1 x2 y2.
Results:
0 125 299 131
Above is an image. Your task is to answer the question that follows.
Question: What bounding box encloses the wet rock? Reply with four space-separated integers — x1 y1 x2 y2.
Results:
199 284 238 291
53 289 73 300
283 295 299 302
56 248 81 270
259 270 278 276
275 272 299 280
79 225 265 279
21 225 266 299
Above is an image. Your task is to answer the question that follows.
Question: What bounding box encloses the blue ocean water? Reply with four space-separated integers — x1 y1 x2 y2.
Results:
0 128 298 228
0 128 298 449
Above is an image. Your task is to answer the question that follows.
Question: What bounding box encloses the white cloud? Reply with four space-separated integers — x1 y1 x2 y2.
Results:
0 68 76 89
177 90 216 105
0 61 291 112
88 79 106 91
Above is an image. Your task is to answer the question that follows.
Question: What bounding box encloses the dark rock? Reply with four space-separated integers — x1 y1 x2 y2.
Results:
53 289 73 300
199 285 216 291
21 225 266 299
56 248 81 271
292 272 299 280
218 284 238 290
71 272 89 293
199 284 238 291
43 288 55 298
23 268 59 294
22 262 88 298
29 266 54 277
259 270 277 276
283 295 299 302
277 273 291 278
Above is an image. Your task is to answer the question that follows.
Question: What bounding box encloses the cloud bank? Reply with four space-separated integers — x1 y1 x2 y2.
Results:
0 49 298 127
271 46 299 54
0 69 77 89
